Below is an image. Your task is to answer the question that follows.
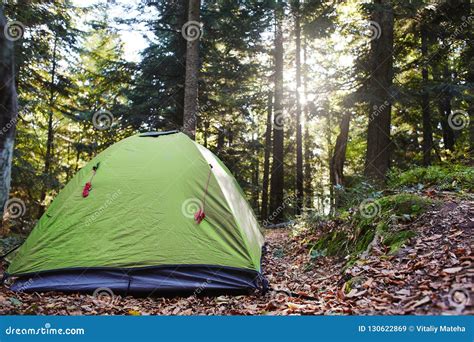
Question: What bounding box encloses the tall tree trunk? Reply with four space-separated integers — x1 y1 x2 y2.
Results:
467 6 474 153
176 0 189 124
325 106 334 214
330 112 351 207
39 34 58 216
252 140 260 214
0 10 19 224
260 92 272 220
182 0 201 140
303 38 312 207
438 65 455 151
217 127 224 152
420 24 433 166
364 0 394 184
293 0 303 214
203 120 209 148
269 1 285 222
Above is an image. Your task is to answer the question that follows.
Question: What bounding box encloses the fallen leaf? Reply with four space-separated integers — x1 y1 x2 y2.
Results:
346 289 367 298
425 234 442 241
287 302 304 311
396 289 411 296
442 267 462 274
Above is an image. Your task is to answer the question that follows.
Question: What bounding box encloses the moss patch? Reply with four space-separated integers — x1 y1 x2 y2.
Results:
308 193 434 262
389 164 474 192
383 229 416 254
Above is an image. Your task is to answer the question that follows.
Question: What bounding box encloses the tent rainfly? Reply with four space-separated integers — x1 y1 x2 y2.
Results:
6 131 267 295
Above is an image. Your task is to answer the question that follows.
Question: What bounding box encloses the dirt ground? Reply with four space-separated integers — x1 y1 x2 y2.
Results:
0 198 472 315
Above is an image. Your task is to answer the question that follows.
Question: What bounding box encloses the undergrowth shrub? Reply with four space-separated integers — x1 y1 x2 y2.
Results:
388 164 474 192
308 193 435 262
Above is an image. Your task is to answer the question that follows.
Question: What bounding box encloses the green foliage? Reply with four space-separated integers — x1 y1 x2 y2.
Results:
388 164 474 192
343 275 364 294
310 230 349 256
308 193 434 261
5 0 472 229
383 229 416 254
333 177 382 213
373 193 434 219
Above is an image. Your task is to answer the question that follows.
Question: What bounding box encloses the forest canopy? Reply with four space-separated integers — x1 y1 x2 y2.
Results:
0 0 472 230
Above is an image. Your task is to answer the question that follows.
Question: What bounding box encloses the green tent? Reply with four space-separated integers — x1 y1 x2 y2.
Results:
7 131 266 295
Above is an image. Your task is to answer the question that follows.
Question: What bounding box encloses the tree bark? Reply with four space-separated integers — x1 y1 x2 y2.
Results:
269 1 285 223
364 0 394 184
39 34 58 216
420 24 433 166
176 0 189 124
217 127 224 152
252 142 259 214
260 92 272 221
182 0 201 140
303 38 312 207
203 120 209 148
467 6 474 153
330 112 351 189
325 106 334 214
294 0 303 214
0 9 19 223
438 65 455 151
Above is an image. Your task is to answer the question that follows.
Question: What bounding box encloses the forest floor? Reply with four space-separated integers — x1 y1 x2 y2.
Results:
0 195 472 315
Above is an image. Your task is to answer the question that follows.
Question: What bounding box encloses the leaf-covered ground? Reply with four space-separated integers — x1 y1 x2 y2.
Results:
0 197 472 315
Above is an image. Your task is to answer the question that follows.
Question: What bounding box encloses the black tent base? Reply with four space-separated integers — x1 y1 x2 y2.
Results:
8 265 267 297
